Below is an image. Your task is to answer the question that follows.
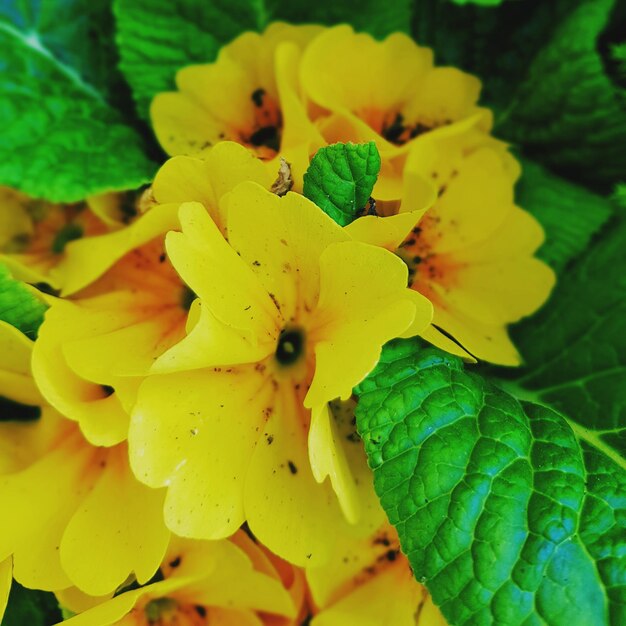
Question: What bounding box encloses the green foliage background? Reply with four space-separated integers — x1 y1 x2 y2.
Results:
0 0 625 624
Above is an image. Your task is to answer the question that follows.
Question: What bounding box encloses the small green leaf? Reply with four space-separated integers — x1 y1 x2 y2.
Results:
0 264 47 339
114 0 265 120
517 158 614 272
2 581 61 626
0 8 156 202
303 142 381 226
355 338 626 626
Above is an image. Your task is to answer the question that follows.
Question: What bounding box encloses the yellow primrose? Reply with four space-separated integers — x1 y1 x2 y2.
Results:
0 320 169 595
0 186 133 289
306 524 446 626
347 120 556 365
129 183 432 566
31 143 270 446
300 25 490 200
57 532 303 626
0 557 10 624
152 23 326 186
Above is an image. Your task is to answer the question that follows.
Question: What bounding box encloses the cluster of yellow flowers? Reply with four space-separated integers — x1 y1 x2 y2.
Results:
0 24 554 626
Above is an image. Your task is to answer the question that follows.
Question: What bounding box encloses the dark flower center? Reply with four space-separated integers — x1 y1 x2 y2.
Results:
275 327 305 366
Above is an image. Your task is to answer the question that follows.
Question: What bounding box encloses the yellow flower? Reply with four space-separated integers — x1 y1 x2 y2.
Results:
152 23 325 187
32 143 269 446
306 524 446 626
0 186 130 289
300 25 490 200
0 321 169 595
348 119 556 365
57 532 302 626
129 181 432 566
0 557 10 624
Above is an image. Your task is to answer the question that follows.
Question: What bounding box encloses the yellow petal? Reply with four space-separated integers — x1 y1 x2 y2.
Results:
306 242 422 408
308 400 386 529
152 302 273 373
419 324 476 362
153 142 273 232
226 182 348 323
32 300 131 446
345 171 435 249
53 203 180 297
0 432 100 591
205 608 266 626
0 557 11 624
244 390 347 567
189 541 295 617
130 367 270 539
0 320 42 405
301 26 432 121
312 562 422 626
60 445 169 596
166 201 278 338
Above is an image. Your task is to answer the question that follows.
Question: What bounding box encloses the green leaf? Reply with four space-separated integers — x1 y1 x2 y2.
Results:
114 0 265 120
2 581 61 626
450 0 504 5
500 219 626 459
496 0 626 189
355 338 626 626
0 7 156 202
0 264 47 339
516 158 614 272
303 142 381 226
265 0 412 38
0 0 125 102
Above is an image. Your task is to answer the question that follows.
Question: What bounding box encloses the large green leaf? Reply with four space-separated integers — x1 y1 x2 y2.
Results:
497 0 626 189
114 0 413 120
0 0 124 102
354 219 626 623
0 4 156 202
2 581 61 626
114 0 265 120
0 265 47 339
355 339 626 625
516 158 614 272
303 142 381 226
500 218 626 458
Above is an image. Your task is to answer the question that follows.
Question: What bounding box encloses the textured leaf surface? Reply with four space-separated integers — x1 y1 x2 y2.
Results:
0 265 47 339
114 0 264 119
2 581 61 626
303 142 381 226
497 0 626 188
0 10 155 202
355 339 626 625
503 219 626 460
516 158 613 272
0 0 124 101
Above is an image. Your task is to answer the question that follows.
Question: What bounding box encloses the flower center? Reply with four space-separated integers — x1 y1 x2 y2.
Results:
381 112 431 145
275 326 306 367
245 88 283 158
142 598 207 626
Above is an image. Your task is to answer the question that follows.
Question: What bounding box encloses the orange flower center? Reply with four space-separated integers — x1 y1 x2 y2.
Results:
241 88 283 159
